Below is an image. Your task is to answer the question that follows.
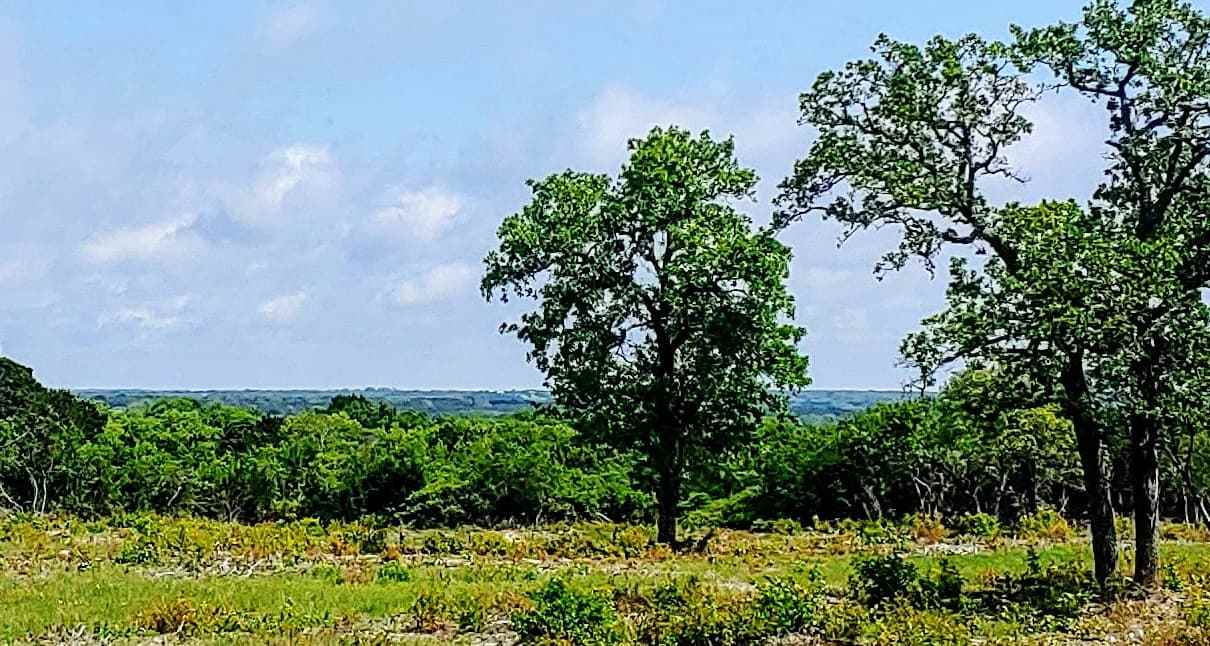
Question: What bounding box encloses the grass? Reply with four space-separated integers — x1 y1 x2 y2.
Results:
2 514 1210 644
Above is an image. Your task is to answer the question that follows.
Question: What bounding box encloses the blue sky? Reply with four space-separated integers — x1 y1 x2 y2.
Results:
0 1 1151 389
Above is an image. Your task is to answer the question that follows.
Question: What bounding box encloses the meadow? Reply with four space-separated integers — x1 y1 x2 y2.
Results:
4 513 1210 644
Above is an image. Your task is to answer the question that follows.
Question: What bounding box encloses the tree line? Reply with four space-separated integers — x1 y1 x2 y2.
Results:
482 0 1210 589
4 356 1209 535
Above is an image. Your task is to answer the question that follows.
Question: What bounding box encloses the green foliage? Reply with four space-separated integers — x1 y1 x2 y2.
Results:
374 562 412 584
975 549 1096 626
0 357 649 525
751 570 827 635
0 358 107 513
850 554 964 611
692 385 1083 527
1016 510 1076 542
512 579 620 646
952 513 1002 539
851 554 925 608
483 126 810 543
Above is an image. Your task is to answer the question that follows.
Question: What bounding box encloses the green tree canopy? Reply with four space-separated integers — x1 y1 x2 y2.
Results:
483 126 810 544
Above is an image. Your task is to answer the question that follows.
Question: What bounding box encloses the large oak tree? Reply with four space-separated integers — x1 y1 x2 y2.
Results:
781 0 1210 588
775 34 1124 585
483 127 810 545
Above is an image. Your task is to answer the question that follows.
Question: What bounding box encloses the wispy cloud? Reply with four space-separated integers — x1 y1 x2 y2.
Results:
255 145 338 212
99 296 192 330
397 263 475 305
574 84 801 171
81 216 204 265
262 2 323 50
259 291 308 322
371 186 463 241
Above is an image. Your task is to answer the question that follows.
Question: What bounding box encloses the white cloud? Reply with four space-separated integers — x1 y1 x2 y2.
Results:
397 263 476 305
259 291 308 322
224 144 341 226
371 186 463 241
99 295 192 330
81 216 204 265
251 144 338 215
263 2 322 50
0 245 49 285
990 94 1108 204
576 84 715 168
574 84 802 171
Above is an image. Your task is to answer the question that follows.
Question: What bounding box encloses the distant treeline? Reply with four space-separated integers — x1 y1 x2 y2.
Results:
75 388 907 420
3 357 1205 527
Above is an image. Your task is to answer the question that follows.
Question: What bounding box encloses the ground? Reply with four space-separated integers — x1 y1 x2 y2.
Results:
2 514 1209 644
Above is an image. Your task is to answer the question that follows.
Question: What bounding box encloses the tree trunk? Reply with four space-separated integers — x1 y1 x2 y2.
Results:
1074 418 1119 588
1024 458 1039 516
655 453 681 546
1062 350 1118 587
1130 412 1161 588
1129 338 1164 590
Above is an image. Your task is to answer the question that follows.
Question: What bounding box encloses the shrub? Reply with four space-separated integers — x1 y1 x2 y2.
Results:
976 549 1095 624
634 578 766 646
613 525 652 558
751 518 804 535
512 579 620 646
851 554 964 611
905 513 947 544
137 597 203 634
1016 510 1074 542
752 571 826 635
952 513 1001 539
411 592 454 633
865 603 974 646
918 559 964 611
851 554 921 607
1162 523 1210 543
375 561 412 584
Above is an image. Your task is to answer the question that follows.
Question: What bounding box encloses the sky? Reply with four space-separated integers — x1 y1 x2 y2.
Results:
0 0 1166 390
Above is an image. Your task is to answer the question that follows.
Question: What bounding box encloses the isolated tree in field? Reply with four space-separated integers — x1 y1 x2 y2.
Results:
483 127 810 545
776 34 1122 586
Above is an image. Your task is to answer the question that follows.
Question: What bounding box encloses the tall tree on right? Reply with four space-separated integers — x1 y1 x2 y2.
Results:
1013 0 1210 588
781 0 1210 588
776 34 1124 587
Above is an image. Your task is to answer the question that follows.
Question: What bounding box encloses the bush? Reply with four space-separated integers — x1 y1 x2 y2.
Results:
512 579 620 645
905 513 948 544
952 513 1001 539
752 571 826 635
137 597 203 634
634 578 765 646
375 561 411 583
975 549 1095 624
851 554 922 607
850 554 964 611
1016 510 1074 541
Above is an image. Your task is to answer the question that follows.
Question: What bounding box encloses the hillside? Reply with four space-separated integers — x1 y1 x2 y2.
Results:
75 388 909 419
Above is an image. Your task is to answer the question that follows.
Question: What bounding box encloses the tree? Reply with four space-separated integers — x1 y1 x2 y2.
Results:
1012 0 1210 586
776 34 1123 586
0 357 107 513
483 127 810 544
939 368 1081 519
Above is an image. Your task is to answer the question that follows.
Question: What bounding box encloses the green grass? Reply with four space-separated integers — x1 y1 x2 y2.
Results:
3 515 1210 644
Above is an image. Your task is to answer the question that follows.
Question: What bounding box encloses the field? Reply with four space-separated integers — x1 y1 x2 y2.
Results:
4 515 1210 645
